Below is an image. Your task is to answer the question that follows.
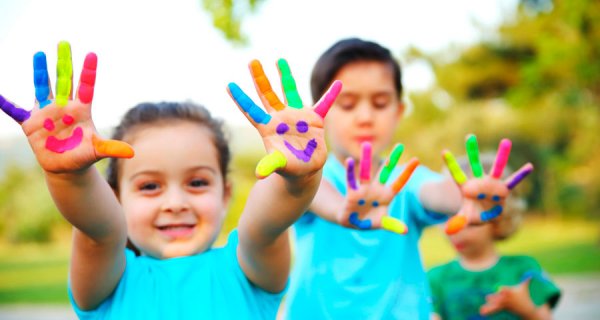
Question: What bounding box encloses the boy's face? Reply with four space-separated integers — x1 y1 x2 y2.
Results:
324 61 403 163
448 223 495 259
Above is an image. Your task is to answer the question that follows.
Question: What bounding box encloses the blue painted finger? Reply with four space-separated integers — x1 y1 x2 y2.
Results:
228 82 271 125
33 52 51 108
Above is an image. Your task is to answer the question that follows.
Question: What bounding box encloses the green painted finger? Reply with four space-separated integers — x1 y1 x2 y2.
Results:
466 134 483 178
277 59 303 108
55 41 73 107
443 150 467 185
379 144 404 184
255 151 287 179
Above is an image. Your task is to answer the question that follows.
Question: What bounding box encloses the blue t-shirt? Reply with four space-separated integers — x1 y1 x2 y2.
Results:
69 231 285 320
285 155 446 320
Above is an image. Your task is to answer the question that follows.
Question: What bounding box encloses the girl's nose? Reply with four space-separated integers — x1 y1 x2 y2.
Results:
161 188 190 213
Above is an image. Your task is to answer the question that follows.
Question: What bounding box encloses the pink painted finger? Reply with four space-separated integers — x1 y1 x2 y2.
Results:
359 142 372 183
346 157 358 190
78 53 97 104
491 139 512 178
313 80 342 118
505 163 533 190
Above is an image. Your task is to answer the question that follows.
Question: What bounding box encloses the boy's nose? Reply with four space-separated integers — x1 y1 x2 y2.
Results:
355 103 375 124
161 188 190 213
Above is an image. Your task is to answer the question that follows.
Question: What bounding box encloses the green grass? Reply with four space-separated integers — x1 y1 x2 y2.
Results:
0 217 598 304
420 217 600 274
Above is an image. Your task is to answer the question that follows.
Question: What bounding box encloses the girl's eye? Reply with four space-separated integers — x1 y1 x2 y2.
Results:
189 179 209 188
338 103 354 111
373 98 391 109
139 182 159 191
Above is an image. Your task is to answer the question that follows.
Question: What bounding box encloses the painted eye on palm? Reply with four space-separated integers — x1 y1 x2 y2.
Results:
43 114 83 153
276 121 317 162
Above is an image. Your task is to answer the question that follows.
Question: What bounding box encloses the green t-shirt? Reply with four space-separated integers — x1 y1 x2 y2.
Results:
427 255 561 320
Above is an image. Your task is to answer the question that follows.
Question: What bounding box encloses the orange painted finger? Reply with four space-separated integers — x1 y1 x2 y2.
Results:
249 60 285 111
445 213 467 235
391 157 419 194
93 135 134 159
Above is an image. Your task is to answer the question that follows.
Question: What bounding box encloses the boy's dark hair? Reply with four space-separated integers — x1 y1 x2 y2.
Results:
106 101 231 192
310 38 403 103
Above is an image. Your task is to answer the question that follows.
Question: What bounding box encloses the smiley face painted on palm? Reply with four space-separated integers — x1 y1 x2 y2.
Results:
43 114 84 153
276 120 317 162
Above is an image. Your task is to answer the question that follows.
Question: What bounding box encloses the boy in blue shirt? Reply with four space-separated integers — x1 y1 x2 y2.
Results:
285 38 529 319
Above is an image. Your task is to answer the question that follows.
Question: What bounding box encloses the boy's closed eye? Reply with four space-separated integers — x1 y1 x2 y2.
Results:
372 93 392 109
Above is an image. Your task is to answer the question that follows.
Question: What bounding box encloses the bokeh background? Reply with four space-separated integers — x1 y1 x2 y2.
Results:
0 0 598 318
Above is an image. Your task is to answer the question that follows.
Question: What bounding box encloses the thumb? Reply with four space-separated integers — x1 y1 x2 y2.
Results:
92 135 134 159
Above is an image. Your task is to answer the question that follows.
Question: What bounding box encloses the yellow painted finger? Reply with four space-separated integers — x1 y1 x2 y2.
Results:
255 150 287 179
381 216 408 235
55 41 73 107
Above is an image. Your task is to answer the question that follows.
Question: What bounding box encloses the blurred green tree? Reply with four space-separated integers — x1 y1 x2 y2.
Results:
201 0 265 45
402 0 599 218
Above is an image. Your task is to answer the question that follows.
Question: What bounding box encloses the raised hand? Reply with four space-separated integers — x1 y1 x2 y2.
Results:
443 134 533 235
227 59 341 179
0 41 133 174
339 142 419 234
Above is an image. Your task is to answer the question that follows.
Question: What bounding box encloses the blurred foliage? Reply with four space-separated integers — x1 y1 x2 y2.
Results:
201 0 264 45
0 163 63 243
401 0 600 218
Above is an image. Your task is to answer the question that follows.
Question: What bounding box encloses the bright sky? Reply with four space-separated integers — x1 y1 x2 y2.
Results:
0 0 518 138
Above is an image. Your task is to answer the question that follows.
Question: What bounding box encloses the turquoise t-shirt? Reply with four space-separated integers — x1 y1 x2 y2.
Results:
428 256 561 320
69 230 285 320
285 155 446 320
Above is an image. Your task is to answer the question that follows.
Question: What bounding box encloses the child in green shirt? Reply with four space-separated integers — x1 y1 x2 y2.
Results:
428 153 561 320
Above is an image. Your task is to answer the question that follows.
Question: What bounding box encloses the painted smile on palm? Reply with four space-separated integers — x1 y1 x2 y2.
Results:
44 114 84 153
276 120 317 162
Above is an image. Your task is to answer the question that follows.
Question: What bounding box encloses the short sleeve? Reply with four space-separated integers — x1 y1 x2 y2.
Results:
514 256 561 309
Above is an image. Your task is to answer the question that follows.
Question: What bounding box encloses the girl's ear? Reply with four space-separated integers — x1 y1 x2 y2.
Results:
223 180 233 204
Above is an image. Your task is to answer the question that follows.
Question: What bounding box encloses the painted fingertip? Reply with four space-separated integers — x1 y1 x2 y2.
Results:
445 215 467 235
93 136 135 159
0 95 31 123
506 163 534 190
466 134 483 178
227 82 271 124
314 80 342 118
346 157 358 190
78 52 97 104
381 216 408 235
255 151 287 179
33 52 51 107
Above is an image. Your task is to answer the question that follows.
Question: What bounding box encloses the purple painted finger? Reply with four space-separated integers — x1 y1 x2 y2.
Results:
346 157 358 190
314 80 342 118
0 95 30 123
506 163 534 190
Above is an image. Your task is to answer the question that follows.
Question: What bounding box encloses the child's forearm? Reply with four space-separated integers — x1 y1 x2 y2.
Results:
44 166 127 243
240 170 322 242
419 178 462 216
237 170 321 293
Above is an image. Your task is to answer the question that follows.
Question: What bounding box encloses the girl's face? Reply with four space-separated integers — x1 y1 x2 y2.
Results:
324 61 403 164
118 121 230 259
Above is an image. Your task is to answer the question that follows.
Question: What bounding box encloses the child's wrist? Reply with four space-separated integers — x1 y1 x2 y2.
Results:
282 169 322 193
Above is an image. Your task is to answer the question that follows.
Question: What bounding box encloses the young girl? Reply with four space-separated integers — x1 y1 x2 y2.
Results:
428 154 561 320
0 41 340 319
